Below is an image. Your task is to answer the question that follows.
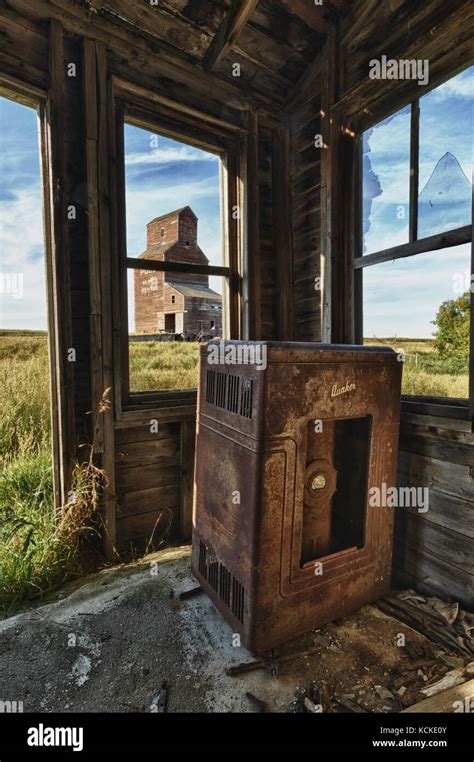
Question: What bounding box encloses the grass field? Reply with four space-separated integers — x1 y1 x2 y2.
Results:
129 337 469 397
364 338 469 398
0 330 468 613
129 339 200 391
0 331 56 612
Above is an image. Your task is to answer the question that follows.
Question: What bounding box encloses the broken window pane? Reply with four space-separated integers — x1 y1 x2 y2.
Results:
362 105 411 255
418 66 473 238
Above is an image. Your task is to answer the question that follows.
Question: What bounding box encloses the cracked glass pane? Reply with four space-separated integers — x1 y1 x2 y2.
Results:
418 66 473 238
362 105 410 255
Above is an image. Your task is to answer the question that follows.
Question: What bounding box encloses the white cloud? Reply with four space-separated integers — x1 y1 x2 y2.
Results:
125 145 218 166
429 68 473 102
363 244 471 337
0 187 47 329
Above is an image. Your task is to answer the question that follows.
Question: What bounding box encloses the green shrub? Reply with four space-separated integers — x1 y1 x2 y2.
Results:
432 291 470 359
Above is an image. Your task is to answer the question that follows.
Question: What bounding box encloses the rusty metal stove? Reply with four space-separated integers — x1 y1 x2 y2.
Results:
191 341 402 652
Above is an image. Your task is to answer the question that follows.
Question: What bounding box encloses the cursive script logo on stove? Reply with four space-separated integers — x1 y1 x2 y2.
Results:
331 381 356 398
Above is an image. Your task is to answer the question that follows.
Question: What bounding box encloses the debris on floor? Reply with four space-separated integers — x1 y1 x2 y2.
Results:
0 547 472 713
377 590 474 656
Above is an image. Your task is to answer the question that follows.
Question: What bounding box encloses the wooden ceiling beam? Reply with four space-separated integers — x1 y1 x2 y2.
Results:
275 0 337 34
203 0 260 72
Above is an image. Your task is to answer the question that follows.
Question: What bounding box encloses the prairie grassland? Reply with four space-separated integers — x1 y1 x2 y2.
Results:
0 331 56 612
129 338 468 397
364 338 468 398
0 332 104 613
129 339 200 391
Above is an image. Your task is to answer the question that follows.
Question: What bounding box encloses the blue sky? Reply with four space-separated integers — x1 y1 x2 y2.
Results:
0 99 45 329
0 66 472 337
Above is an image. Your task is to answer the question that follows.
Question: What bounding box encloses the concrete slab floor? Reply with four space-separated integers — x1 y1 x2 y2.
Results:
0 545 444 713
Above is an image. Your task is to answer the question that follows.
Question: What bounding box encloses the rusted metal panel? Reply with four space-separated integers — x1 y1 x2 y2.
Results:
192 341 402 652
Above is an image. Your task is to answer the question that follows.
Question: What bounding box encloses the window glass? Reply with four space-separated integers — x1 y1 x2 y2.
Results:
418 66 473 238
124 123 224 392
362 105 411 255
363 244 470 398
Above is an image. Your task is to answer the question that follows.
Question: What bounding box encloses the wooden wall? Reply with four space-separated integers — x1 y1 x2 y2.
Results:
288 64 323 342
258 123 277 340
395 414 473 609
114 421 182 554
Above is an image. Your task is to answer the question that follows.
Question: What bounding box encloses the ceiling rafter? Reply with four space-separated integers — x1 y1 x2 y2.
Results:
203 0 260 72
275 0 337 34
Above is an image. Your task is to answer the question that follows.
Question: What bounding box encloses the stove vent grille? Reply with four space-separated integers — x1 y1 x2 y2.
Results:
198 540 245 623
205 370 253 419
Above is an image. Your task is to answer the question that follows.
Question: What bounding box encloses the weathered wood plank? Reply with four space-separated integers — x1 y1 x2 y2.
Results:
115 422 180 445
393 542 474 609
245 108 261 340
203 0 260 72
400 412 472 433
115 438 181 468
180 419 196 541
6 0 280 116
117 484 181 518
116 507 179 543
276 0 334 35
395 512 474 573
402 679 474 713
336 1 473 118
399 426 474 467
116 463 181 493
394 488 474 538
397 452 474 501
272 121 294 340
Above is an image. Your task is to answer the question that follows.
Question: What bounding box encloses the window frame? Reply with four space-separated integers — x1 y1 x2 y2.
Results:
351 68 473 421
110 77 247 413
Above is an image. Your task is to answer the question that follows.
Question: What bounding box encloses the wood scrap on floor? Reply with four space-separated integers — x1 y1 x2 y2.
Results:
178 585 203 600
401 679 474 713
333 695 367 713
223 598 471 713
420 662 474 698
245 692 266 712
377 590 474 657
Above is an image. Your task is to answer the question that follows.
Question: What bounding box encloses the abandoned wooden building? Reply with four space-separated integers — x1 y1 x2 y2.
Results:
133 206 223 337
0 0 472 628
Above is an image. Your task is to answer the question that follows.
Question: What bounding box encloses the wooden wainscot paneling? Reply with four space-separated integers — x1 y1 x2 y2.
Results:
114 421 182 554
394 415 474 609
